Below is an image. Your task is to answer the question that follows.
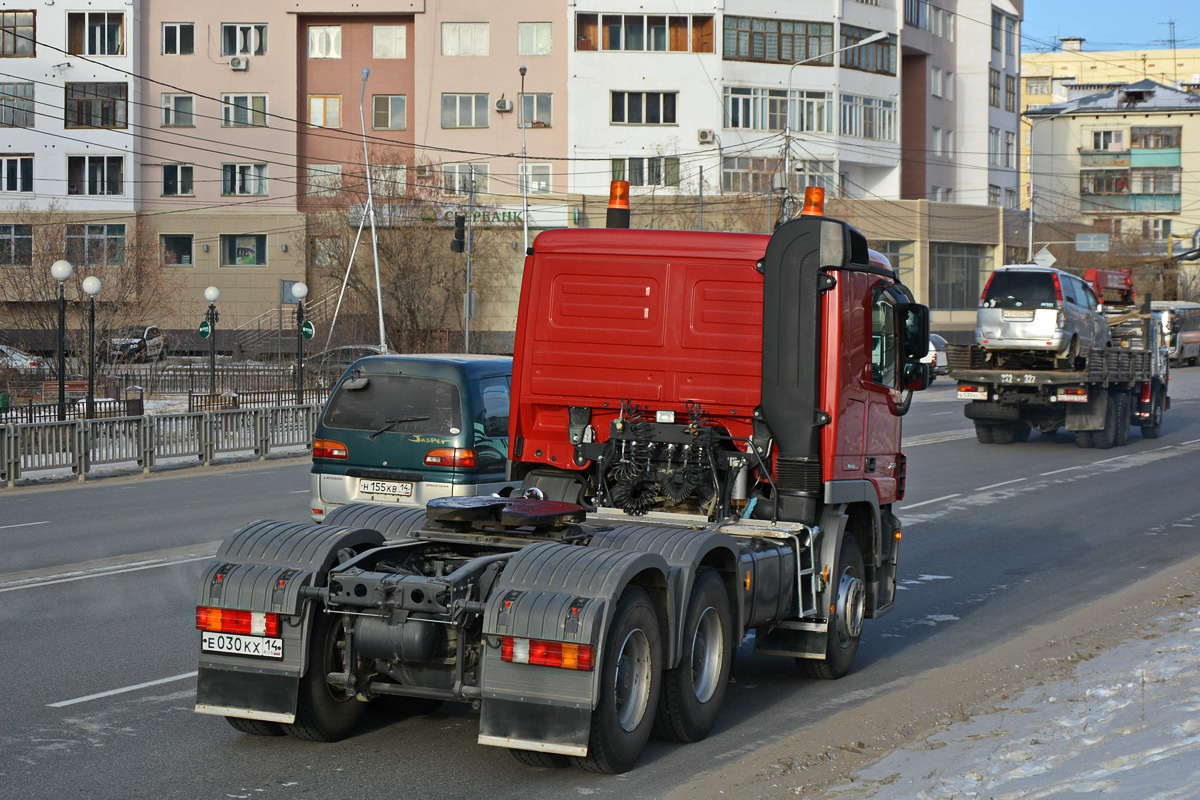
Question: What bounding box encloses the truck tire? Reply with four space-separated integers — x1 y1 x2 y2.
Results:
653 568 733 743
283 613 365 742
1010 424 1031 443
1114 393 1132 447
797 534 864 681
991 425 1014 445
225 717 285 737
510 749 571 768
1074 430 1095 448
974 422 995 444
572 586 662 774
1094 393 1118 450
1141 390 1165 439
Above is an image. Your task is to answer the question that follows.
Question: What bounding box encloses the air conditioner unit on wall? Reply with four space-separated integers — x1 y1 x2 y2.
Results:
229 56 249 71
495 98 513 113
697 129 716 145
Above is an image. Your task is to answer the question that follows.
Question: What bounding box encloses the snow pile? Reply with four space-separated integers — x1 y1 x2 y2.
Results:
824 606 1200 799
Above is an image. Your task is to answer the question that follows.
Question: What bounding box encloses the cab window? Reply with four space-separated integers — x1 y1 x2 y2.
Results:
871 292 898 388
474 376 510 467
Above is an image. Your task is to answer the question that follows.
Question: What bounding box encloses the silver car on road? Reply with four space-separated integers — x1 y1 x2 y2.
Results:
976 265 1110 363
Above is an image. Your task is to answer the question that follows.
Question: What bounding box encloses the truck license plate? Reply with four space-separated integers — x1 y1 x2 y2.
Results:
958 389 988 400
201 632 283 659
360 479 413 497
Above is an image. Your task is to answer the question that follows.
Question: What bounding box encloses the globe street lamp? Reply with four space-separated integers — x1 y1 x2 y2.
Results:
204 286 220 395
82 276 102 419
292 281 308 406
50 259 73 421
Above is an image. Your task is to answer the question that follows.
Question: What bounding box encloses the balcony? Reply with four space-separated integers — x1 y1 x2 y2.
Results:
1080 193 1181 214
1079 150 1130 168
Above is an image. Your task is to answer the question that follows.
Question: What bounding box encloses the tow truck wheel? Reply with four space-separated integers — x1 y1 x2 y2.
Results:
283 613 365 742
509 749 571 768
974 423 995 444
797 534 864 681
1094 393 1119 450
1141 390 1164 439
572 585 661 774
1010 424 1031 443
225 717 285 737
654 568 733 743
1114 392 1132 447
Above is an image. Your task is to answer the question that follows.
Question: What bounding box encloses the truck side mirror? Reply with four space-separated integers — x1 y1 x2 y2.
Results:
903 303 930 361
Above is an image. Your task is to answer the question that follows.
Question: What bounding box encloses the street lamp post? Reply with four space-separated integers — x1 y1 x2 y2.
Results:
519 65 529 254
204 286 220 395
50 259 73 421
82 276 101 419
293 282 308 406
782 30 889 218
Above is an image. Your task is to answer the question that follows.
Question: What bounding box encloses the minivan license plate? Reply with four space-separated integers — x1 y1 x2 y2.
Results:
1001 309 1035 320
360 479 414 497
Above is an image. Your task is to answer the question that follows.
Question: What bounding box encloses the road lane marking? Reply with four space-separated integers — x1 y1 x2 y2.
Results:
288 489 307 494
974 478 1026 491
904 430 976 446
1040 466 1081 476
931 411 953 416
0 553 215 594
49 671 197 708
1183 439 1200 445
0 521 49 531
900 493 960 510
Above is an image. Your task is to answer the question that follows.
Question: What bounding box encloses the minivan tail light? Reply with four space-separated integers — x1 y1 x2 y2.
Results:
980 272 996 302
1052 273 1064 303
313 438 348 459
424 448 477 468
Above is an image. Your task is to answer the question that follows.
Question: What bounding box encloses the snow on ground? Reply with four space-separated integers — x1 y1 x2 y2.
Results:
821 606 1200 800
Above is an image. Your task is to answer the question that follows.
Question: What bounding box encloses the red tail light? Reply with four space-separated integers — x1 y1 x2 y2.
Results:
424 447 477 468
501 636 594 671
313 438 348 459
1052 273 1063 303
196 606 279 637
1141 382 1153 403
980 272 995 303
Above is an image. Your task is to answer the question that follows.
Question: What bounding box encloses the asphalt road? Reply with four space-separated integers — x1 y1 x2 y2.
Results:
2 370 1199 799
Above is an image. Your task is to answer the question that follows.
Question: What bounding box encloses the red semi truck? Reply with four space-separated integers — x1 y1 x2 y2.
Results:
193 188 931 773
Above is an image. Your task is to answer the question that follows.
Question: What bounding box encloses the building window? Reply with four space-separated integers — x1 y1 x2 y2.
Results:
723 87 832 132
991 10 1003 50
1132 167 1181 194
1 155 32 192
308 95 341 128
443 163 489 193
222 23 266 56
66 223 125 267
1005 188 1018 209
874 241 915 287
67 12 123 56
65 83 127 128
308 25 341 59
988 69 1001 107
932 126 942 157
221 234 267 266
840 25 894 75
611 91 677 124
1005 17 1017 56
442 23 489 56
904 0 929 30
441 93 488 128
931 66 943 98
944 71 954 100
1005 131 1016 168
0 223 32 266
944 129 955 158
1091 130 1124 151
519 93 552 127
162 163 193 196
1080 169 1129 194
611 156 680 187
987 185 1001 206
163 23 194 55
520 162 552 193
839 94 895 141
722 16 832 63
578 13 712 53
1026 76 1050 94
721 155 780 193
162 234 193 266
222 163 268 195
67 155 122 195
930 242 990 309
0 82 34 126
307 164 342 196
1131 127 1181 149
988 127 1001 164
372 95 406 130
1144 219 1172 239
161 94 194 126
1005 75 1017 112
0 11 34 57
373 25 406 58
222 94 268 127
372 164 407 196
519 22 552 55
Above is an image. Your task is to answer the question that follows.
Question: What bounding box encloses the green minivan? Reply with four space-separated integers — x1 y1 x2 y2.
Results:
309 354 513 521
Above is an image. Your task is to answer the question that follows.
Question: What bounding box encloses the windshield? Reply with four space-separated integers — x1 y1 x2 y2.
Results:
323 374 462 436
981 272 1058 309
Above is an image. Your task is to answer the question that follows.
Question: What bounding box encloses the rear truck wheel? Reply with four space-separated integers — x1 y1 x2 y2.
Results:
974 422 995 444
797 534 864 681
1114 392 1132 447
510 749 571 768
1010 424 1031 443
1075 430 1096 448
1094 392 1118 450
282 612 365 742
653 568 733 744
991 424 1015 445
1141 390 1165 439
572 586 662 774
225 716 286 737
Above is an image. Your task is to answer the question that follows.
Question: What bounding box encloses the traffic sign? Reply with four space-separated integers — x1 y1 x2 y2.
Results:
198 320 212 339
301 320 315 340
1033 246 1057 268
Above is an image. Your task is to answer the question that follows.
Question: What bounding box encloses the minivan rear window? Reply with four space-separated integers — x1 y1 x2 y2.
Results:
981 272 1057 309
323 375 462 435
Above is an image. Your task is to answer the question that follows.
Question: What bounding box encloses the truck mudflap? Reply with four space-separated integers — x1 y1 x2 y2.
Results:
195 520 385 721
478 541 669 756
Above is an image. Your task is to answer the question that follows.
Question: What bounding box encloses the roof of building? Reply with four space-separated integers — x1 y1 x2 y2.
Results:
1029 79 1200 116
